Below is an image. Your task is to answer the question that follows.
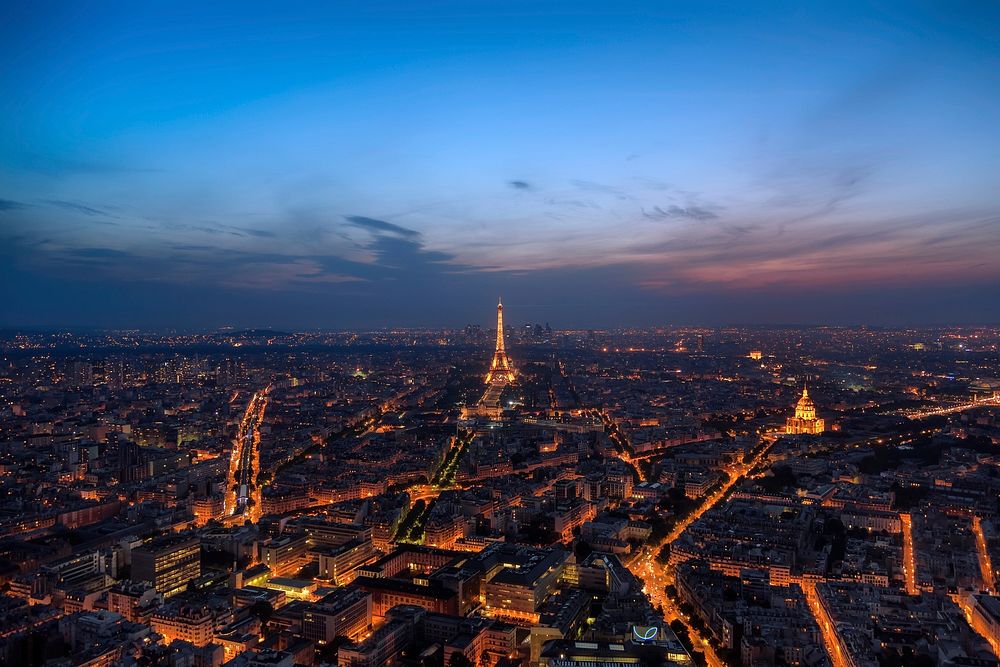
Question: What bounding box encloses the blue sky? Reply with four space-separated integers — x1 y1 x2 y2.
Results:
1 1 999 329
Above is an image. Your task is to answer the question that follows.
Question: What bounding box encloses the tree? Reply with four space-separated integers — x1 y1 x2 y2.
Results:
249 600 274 632
757 466 797 493
317 635 352 664
656 544 671 564
449 652 474 667
890 483 928 511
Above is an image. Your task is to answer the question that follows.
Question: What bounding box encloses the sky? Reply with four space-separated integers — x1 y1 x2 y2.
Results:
1 1 999 330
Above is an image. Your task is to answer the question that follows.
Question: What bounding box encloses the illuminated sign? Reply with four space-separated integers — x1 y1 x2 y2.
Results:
632 626 659 642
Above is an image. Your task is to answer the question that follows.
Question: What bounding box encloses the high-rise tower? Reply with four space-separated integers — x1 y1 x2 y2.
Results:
485 298 515 384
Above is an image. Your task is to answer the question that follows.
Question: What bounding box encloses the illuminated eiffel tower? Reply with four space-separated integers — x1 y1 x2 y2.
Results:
485 298 515 384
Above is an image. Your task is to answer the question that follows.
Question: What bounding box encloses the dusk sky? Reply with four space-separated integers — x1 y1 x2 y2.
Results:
2 2 999 330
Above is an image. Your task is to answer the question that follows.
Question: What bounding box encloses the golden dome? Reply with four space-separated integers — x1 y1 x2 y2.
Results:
796 387 813 407
786 384 824 434
794 386 816 420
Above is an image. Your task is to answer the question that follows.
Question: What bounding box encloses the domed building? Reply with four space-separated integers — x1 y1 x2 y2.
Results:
785 386 825 434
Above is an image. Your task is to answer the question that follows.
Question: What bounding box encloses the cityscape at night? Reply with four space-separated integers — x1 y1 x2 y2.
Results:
1 4 1000 667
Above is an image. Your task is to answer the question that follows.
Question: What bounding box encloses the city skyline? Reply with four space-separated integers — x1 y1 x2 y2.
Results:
2 3 999 329
2 5 1000 661
1 320 998 666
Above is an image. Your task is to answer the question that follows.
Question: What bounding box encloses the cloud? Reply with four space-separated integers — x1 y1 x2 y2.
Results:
344 215 421 239
218 258 364 290
570 179 631 200
365 234 453 272
788 164 873 225
225 225 275 238
508 180 532 190
643 205 718 221
35 241 368 291
12 205 465 290
720 224 760 237
544 198 595 210
329 216 460 278
11 152 162 177
165 221 277 238
628 208 1000 292
0 199 26 211
63 247 133 260
42 199 117 218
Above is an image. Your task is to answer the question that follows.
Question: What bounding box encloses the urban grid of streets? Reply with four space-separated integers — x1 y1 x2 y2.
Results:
598 407 772 667
589 399 997 667
224 376 998 667
217 375 999 667
224 376 746 664
3 322 1000 667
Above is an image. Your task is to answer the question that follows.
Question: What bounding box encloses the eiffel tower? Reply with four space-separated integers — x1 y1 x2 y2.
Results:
485 298 515 384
